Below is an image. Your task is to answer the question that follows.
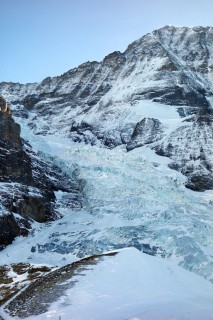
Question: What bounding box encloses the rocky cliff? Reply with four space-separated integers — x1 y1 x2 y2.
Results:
0 96 82 249
0 98 32 184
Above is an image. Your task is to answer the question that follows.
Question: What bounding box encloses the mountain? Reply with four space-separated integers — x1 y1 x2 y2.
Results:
0 26 213 319
1 25 213 191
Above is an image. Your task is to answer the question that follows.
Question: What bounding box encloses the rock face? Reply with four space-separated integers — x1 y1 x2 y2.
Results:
126 118 164 151
0 97 82 249
0 26 213 191
0 107 32 184
0 213 22 249
154 113 213 191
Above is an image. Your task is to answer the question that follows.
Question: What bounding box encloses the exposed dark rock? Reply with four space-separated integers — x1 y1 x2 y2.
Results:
152 86 209 108
154 114 213 191
185 173 213 192
127 118 164 151
0 262 52 306
15 192 54 222
0 105 32 185
23 95 41 109
0 213 22 250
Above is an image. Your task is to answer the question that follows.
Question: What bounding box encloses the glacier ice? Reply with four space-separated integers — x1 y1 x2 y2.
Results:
2 130 212 283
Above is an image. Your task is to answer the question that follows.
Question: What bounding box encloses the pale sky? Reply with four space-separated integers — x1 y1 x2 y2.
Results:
1 0 213 83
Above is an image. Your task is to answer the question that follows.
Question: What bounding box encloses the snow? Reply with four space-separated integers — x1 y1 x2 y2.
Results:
130 100 179 120
10 248 213 320
6 269 28 284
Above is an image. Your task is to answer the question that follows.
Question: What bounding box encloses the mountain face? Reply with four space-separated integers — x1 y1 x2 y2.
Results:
1 26 213 192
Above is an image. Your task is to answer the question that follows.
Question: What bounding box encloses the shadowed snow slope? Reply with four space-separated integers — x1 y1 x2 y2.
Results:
2 248 213 320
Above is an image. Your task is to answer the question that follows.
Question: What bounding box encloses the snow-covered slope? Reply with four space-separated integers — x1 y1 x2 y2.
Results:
2 248 213 320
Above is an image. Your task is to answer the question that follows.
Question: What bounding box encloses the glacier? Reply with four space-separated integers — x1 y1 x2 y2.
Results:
1 111 213 283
